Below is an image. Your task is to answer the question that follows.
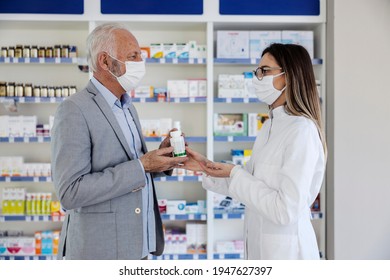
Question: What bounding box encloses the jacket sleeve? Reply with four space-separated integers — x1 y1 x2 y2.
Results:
228 124 324 225
202 174 231 196
51 99 146 210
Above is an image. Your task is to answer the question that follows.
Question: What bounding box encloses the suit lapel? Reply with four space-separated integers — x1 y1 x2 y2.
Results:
87 81 134 160
128 103 148 154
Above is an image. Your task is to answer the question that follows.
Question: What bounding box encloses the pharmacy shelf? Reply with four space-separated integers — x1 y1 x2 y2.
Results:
213 253 244 259
0 176 51 183
154 176 202 182
0 215 64 222
0 96 207 104
0 57 78 64
0 97 64 103
145 137 206 143
214 97 261 104
214 211 324 220
151 254 207 260
160 213 207 221
214 58 323 65
214 136 256 142
0 255 56 260
0 136 206 144
0 137 51 143
145 58 206 65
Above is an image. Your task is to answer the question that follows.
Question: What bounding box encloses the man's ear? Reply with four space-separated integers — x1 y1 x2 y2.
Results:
97 52 109 70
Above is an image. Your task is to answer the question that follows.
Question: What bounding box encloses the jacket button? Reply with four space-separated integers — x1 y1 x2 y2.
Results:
135 208 141 214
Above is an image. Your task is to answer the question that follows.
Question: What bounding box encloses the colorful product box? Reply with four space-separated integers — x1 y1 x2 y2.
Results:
214 113 248 136
217 31 249 59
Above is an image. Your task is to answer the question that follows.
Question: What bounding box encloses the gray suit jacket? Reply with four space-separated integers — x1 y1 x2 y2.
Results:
51 81 164 259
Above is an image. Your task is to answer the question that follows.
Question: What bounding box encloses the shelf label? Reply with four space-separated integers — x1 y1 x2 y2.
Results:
19 97 25 103
197 176 202 182
172 58 178 64
0 216 5 222
188 214 194 220
160 58 166 64
243 98 249 103
24 137 29 143
55 58 61 64
189 97 195 103
34 97 40 103
14 58 19 64
188 58 194 64
50 97 56 103
173 98 180 103
33 215 39 222
173 254 179 260
227 136 234 142
25 58 30 64
37 136 43 143
72 57 78 63
218 254 224 259
140 98 145 103
197 58 204 64
5 177 11 182
251 58 256 65
222 213 228 219
159 177 166 182
25 216 32 222
4 57 10 63
164 255 170 260
226 98 232 103
33 177 39 182
9 137 14 143
39 58 45 64
43 216 49 222
178 176 183 181
193 254 199 260
201 214 206 220
46 177 52 182
169 214 175 220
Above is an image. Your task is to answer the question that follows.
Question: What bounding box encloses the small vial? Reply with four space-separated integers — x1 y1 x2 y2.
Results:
30 45 38 58
38 47 46 58
33 86 41 97
40 85 48 97
1 47 7 57
170 130 186 157
24 83 32 97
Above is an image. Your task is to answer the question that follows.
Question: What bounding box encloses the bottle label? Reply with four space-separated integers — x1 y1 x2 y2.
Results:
173 151 187 157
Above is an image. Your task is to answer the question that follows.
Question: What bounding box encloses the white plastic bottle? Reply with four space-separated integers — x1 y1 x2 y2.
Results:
170 130 186 157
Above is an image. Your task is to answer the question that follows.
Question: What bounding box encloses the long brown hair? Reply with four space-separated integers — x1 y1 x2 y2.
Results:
262 43 327 158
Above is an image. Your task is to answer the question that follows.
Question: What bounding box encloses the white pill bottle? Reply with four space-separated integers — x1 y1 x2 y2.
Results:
170 130 187 157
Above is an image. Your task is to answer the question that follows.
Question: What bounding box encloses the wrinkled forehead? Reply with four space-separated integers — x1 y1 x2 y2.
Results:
112 29 140 54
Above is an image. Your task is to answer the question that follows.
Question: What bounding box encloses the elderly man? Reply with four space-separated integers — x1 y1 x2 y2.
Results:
51 23 188 260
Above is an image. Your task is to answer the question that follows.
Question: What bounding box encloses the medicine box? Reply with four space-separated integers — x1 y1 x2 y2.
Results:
249 31 282 59
163 43 176 58
176 43 189 59
217 31 249 59
248 113 269 136
214 113 248 136
218 74 245 98
281 30 314 59
166 200 186 214
167 80 189 98
150 43 163 59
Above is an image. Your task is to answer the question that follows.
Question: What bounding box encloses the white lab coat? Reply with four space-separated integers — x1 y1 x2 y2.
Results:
203 106 325 259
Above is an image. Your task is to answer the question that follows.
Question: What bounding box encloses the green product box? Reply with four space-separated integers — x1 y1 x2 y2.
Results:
213 113 248 136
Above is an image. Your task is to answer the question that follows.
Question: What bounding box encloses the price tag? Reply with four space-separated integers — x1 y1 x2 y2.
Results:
4 57 10 63
243 98 249 103
164 255 170 260
173 255 179 260
198 176 202 182
169 214 175 220
226 98 232 103
14 58 19 63
34 97 40 103
223 213 228 219
25 216 31 222
19 97 25 103
0 216 5 222
140 98 145 103
39 57 45 63
9 137 14 143
33 215 39 222
5 177 11 182
193 254 199 260
178 176 183 181
52 215 59 222
33 177 39 182
55 57 61 64
227 136 234 142
201 214 206 220
24 137 29 143
46 177 52 182
172 58 178 64
241 213 245 220
189 97 195 103
160 58 166 64
197 58 204 64
72 57 78 63
251 58 256 65
50 97 56 103
33 256 39 260
188 58 194 64
188 214 194 220
159 177 166 182
25 58 30 64
37 136 43 143
174 98 180 103
43 216 49 222
219 254 224 259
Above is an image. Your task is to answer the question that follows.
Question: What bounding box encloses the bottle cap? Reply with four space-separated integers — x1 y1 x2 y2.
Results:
170 130 181 138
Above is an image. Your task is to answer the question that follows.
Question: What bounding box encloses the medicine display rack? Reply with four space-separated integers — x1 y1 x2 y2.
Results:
0 1 327 260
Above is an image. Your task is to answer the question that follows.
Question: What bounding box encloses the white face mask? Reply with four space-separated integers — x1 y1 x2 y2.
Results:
252 72 286 105
108 54 145 92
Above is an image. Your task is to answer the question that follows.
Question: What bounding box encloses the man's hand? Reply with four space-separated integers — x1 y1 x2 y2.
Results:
159 128 188 156
140 147 188 173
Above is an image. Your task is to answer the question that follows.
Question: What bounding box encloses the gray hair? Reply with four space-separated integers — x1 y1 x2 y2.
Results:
86 22 129 72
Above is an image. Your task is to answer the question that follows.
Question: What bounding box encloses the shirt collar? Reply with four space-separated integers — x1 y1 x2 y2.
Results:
269 105 287 119
90 77 131 109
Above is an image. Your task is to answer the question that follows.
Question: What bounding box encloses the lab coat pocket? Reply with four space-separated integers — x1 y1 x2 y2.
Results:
262 233 299 260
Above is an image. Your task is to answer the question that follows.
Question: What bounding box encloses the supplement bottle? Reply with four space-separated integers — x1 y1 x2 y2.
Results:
170 130 186 157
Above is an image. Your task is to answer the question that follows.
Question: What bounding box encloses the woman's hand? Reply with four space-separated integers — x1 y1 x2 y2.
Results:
181 147 210 172
202 161 235 178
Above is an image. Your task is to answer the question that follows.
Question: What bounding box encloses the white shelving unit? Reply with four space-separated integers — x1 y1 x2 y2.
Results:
0 0 327 260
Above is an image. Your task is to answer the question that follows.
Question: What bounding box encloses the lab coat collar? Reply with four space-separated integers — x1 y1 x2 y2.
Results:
269 105 287 119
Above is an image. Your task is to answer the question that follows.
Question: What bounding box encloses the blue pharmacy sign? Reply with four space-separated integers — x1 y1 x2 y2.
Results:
101 0 203 15
219 0 320 16
0 0 84 14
